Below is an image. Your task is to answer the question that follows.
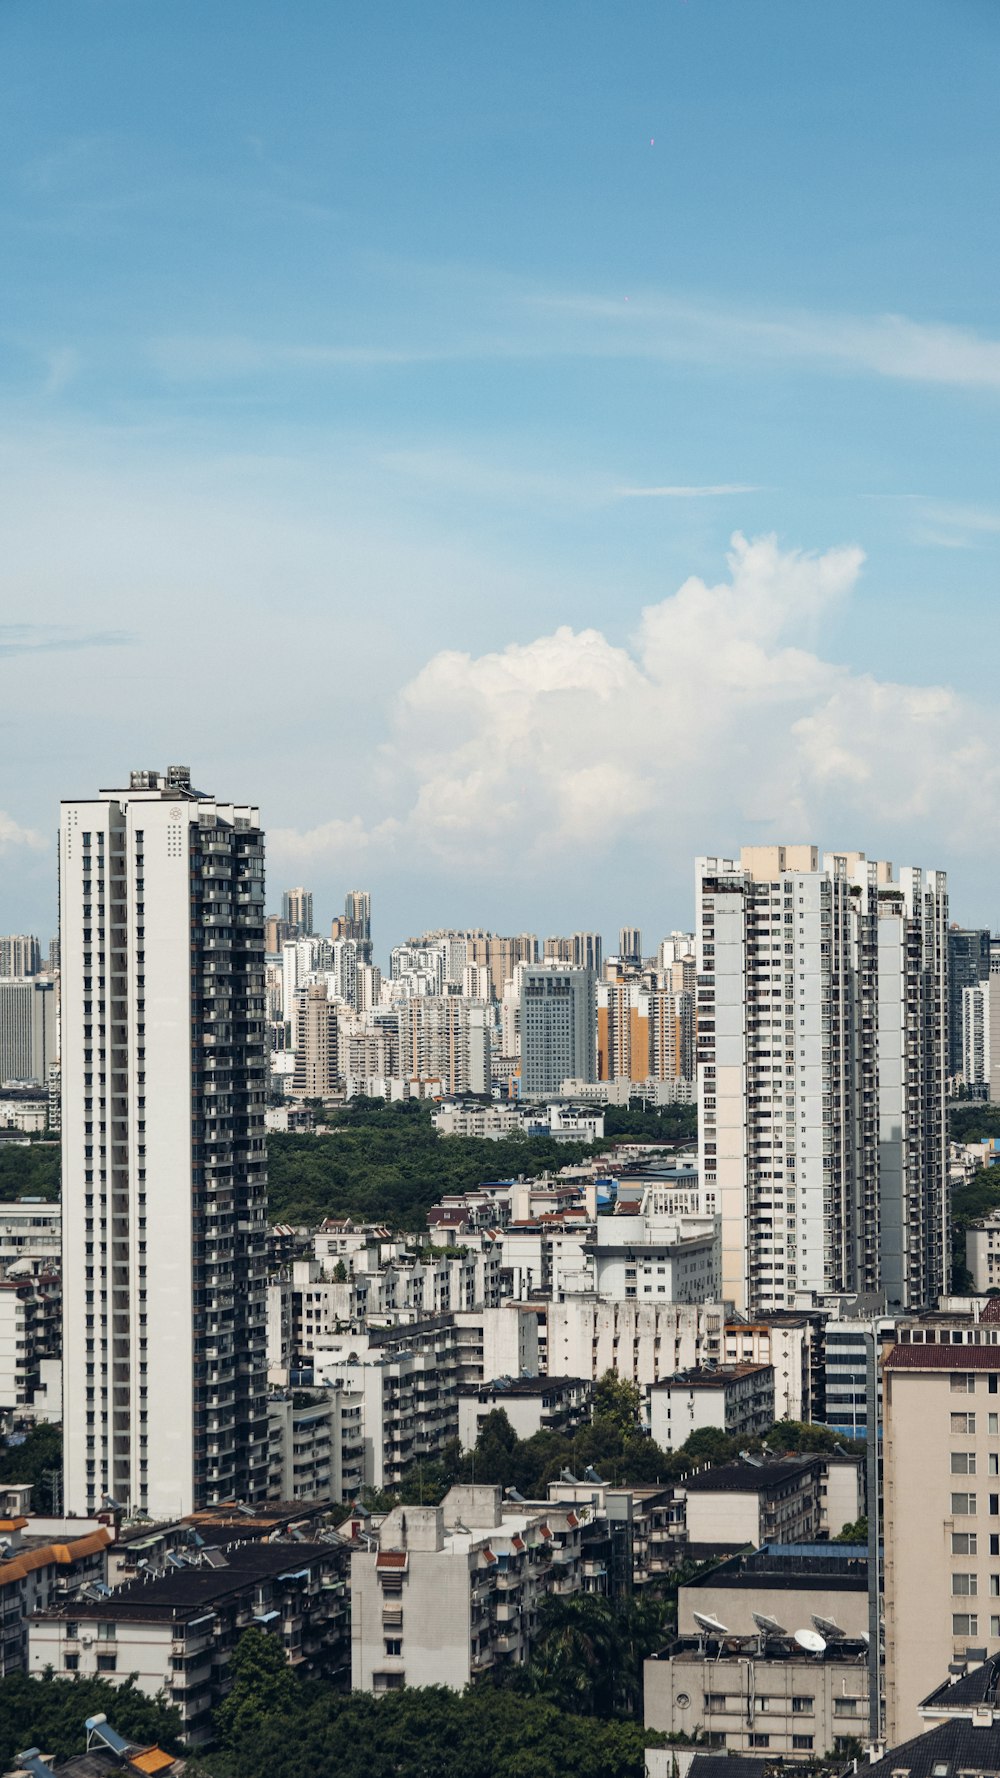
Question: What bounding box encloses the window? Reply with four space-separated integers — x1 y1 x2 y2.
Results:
993 1618 1000 1639
64 1654 79 1672
384 1638 402 1657
991 1454 999 1477
704 1694 729 1711
373 1672 404 1692
953 1574 978 1595
792 1696 814 1714
834 1699 862 1716
793 1737 814 1752
953 1533 978 1554
952 1493 977 1515
953 1413 977 1433
991 1376 998 1396
952 1374 977 1394
991 1414 999 1436
96 1653 117 1672
952 1453 977 1474
749 1735 770 1749
952 1614 978 1637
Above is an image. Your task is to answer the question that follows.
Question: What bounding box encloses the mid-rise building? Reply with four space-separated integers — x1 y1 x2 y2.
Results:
29 1538 350 1744
882 1308 1000 1743
697 845 949 1316
520 964 596 1095
60 766 269 1519
648 1363 775 1451
0 977 58 1085
350 1485 583 1692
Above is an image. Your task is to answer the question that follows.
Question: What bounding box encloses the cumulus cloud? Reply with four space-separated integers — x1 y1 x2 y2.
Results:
0 812 47 854
269 531 996 885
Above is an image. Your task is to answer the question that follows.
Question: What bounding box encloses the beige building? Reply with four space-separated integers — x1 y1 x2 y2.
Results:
645 1635 870 1759
350 1484 582 1692
291 982 339 1099
679 1456 827 1553
883 1316 1000 1744
966 1212 1000 1294
677 1540 869 1640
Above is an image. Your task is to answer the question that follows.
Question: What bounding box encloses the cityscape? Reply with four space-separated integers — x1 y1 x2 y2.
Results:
4 774 1000 1775
1 4 998 1778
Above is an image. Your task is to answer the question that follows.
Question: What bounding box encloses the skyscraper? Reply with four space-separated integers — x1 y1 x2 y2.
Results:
618 927 642 968
948 926 990 1079
60 766 269 1518
519 964 597 1096
281 886 313 935
697 845 949 1316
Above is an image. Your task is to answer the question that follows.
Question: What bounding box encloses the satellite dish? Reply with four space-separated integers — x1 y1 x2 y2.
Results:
795 1629 827 1655
753 1612 786 1636
693 1611 730 1636
860 1632 870 1645
812 1615 844 1639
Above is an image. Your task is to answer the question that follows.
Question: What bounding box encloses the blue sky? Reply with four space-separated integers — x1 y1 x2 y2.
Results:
1 0 999 955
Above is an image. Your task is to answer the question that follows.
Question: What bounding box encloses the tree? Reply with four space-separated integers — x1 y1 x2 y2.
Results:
594 1372 643 1435
332 1259 348 1282
0 1421 62 1495
214 1628 298 1751
833 1516 868 1543
0 1674 181 1770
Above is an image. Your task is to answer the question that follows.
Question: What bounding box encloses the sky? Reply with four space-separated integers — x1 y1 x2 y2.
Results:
1 0 999 958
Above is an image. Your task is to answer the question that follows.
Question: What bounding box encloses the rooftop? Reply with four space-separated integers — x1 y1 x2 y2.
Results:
656 1364 773 1391
32 1540 342 1623
683 1456 820 1493
863 1717 1000 1778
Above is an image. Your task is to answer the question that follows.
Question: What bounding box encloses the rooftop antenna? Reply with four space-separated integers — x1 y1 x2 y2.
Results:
795 1628 827 1656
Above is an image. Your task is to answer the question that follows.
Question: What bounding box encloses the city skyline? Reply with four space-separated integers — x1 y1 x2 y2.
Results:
1 2 999 940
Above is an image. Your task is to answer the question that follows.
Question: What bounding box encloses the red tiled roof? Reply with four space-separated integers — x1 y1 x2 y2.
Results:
884 1344 1000 1370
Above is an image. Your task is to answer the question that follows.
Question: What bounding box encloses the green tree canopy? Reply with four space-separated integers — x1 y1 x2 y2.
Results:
0 1674 182 1770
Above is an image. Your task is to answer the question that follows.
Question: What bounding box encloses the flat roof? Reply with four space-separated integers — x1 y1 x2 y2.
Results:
33 1540 341 1623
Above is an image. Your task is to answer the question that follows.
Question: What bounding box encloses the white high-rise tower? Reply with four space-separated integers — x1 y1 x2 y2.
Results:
696 845 949 1317
60 766 269 1518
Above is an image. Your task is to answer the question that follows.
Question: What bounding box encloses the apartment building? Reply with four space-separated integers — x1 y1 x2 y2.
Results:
397 995 491 1095
0 936 42 979
290 982 339 1099
281 887 313 935
0 1520 112 1676
545 1298 726 1387
593 1197 720 1304
350 1484 583 1692
950 927 991 1079
679 1456 827 1550
60 766 269 1518
967 1213 1000 1293
458 1376 592 1448
267 1386 366 1502
648 1364 775 1451
29 1539 350 1746
597 980 695 1087
882 1310 1000 1743
963 977 1000 1102
0 1202 60 1273
0 1275 60 1412
723 1315 819 1424
697 845 949 1316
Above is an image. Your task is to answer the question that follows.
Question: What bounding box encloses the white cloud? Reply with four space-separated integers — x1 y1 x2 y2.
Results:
0 812 47 854
270 531 999 883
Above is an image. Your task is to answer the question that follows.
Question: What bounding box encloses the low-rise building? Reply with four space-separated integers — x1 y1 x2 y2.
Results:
0 1202 61 1273
644 1629 870 1759
0 1520 112 1675
350 1484 583 1692
458 1376 592 1449
648 1365 775 1451
677 1540 869 1640
30 1538 351 1746
679 1456 826 1550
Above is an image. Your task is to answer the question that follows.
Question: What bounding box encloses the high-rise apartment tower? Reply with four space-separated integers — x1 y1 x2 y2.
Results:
697 846 949 1316
60 766 269 1519
519 964 597 1096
